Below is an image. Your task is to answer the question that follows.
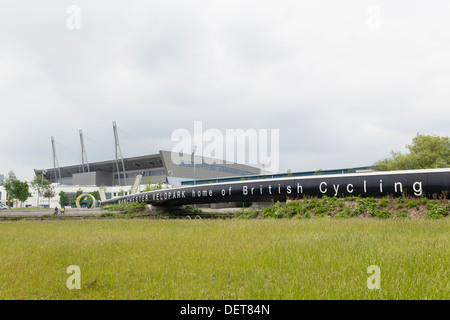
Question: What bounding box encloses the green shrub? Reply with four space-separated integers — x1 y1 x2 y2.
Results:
306 198 319 211
315 213 331 218
355 197 378 216
393 208 408 218
262 201 284 218
236 209 261 219
334 207 354 219
425 203 448 219
184 205 203 215
294 210 311 219
101 202 146 214
285 201 307 216
375 209 391 219
378 198 389 208
319 196 345 212
406 199 420 208
313 202 331 215
99 212 117 217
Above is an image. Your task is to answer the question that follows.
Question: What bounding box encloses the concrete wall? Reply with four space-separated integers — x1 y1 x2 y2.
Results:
73 171 112 186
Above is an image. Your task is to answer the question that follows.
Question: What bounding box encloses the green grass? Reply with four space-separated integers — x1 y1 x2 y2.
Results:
0 218 448 299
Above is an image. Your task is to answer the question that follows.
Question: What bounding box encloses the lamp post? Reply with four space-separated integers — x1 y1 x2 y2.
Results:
167 170 172 185
192 145 197 185
39 169 47 208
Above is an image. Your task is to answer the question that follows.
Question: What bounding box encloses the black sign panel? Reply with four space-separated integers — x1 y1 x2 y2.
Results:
100 169 450 207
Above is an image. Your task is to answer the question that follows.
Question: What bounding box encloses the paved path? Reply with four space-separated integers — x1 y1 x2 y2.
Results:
0 208 103 217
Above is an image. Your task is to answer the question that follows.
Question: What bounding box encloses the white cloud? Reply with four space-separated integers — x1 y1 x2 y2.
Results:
0 0 449 181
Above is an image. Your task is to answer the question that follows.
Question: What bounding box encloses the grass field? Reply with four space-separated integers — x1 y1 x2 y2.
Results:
0 218 448 300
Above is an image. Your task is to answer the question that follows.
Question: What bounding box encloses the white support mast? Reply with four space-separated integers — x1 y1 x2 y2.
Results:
79 129 90 173
51 136 62 184
113 121 126 186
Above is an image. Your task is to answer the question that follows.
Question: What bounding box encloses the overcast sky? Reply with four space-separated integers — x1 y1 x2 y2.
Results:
1 0 449 181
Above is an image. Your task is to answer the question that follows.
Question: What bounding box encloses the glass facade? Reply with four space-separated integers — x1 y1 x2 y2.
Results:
114 170 166 180
179 161 255 176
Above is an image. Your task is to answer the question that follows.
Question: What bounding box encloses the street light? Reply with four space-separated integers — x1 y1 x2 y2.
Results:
39 169 47 207
167 170 173 185
192 145 197 186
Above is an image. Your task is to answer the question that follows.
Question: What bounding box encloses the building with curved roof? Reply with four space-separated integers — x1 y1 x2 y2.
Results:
34 150 262 187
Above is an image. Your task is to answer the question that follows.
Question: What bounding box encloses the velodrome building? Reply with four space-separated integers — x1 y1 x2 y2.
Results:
1 148 374 208
35 150 262 188
2 150 260 208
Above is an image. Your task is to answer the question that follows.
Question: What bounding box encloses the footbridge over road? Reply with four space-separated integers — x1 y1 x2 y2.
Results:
99 168 450 207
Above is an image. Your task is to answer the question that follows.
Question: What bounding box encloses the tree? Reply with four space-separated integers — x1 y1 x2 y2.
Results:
75 189 83 199
143 180 162 192
314 169 323 175
2 171 18 197
31 174 50 206
3 171 29 207
43 186 56 207
374 133 450 171
59 191 69 207
14 181 29 207
89 190 100 200
7 195 13 208
31 174 50 196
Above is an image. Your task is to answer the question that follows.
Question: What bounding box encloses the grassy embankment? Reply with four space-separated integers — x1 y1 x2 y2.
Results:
234 195 450 219
99 194 450 219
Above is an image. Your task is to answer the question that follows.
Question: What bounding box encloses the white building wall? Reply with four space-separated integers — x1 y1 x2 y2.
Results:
1 180 170 208
0 184 134 208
